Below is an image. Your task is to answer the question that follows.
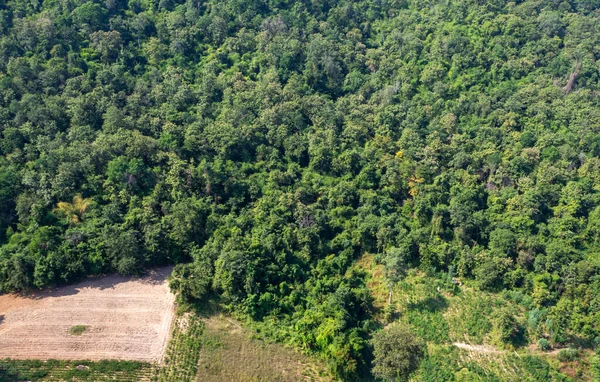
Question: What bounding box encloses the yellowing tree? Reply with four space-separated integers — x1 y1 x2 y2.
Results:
55 194 92 224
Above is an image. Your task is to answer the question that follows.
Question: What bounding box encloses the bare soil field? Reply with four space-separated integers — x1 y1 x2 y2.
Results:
0 267 175 362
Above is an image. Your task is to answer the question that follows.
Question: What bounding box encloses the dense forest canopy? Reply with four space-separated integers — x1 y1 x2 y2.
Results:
1 0 600 379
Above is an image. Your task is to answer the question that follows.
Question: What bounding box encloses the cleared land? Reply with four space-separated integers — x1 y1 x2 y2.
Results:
0 267 175 362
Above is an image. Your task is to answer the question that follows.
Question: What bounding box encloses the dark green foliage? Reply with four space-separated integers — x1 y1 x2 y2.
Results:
0 359 151 381
0 0 600 378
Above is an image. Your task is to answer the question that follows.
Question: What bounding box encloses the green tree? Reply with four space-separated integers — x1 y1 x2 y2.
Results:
371 323 426 381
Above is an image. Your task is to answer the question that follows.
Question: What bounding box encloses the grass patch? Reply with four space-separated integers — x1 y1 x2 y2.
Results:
155 309 332 382
196 314 333 382
354 253 389 315
69 325 88 336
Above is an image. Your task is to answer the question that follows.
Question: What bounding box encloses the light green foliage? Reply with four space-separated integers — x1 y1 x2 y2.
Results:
591 355 600 381
382 271 574 381
416 347 564 382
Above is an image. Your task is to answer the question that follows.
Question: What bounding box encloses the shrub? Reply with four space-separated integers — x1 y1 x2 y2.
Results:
493 309 520 345
69 325 88 335
383 303 397 323
537 338 550 351
557 348 579 362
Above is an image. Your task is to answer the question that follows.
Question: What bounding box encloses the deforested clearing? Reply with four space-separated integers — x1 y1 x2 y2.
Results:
0 267 175 362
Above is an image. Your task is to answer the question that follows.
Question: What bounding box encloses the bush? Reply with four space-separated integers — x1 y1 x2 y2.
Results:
537 338 550 351
493 309 520 345
69 325 88 335
557 348 579 362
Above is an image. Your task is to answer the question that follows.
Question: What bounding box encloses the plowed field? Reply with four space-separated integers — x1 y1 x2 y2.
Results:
0 267 175 362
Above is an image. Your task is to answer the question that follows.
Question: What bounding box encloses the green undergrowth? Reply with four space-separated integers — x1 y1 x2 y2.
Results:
358 255 588 381
0 359 153 382
394 276 501 345
416 345 569 382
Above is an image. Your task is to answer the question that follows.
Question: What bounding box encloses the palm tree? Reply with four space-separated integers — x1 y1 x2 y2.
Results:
55 193 92 224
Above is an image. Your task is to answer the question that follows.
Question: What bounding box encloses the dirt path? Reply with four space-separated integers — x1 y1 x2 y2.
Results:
0 267 175 362
453 342 504 354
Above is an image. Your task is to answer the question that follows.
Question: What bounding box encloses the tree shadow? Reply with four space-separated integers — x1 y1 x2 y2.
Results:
407 295 448 313
511 325 529 348
137 266 174 286
0 315 4 326
12 266 174 301
191 294 225 318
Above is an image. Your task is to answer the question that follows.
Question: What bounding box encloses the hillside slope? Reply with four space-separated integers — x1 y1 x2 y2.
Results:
0 0 600 379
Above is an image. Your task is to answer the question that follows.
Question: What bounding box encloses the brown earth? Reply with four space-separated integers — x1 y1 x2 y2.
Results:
0 267 175 362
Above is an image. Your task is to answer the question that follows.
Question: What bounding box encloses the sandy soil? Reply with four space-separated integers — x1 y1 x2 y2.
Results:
0 267 175 362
